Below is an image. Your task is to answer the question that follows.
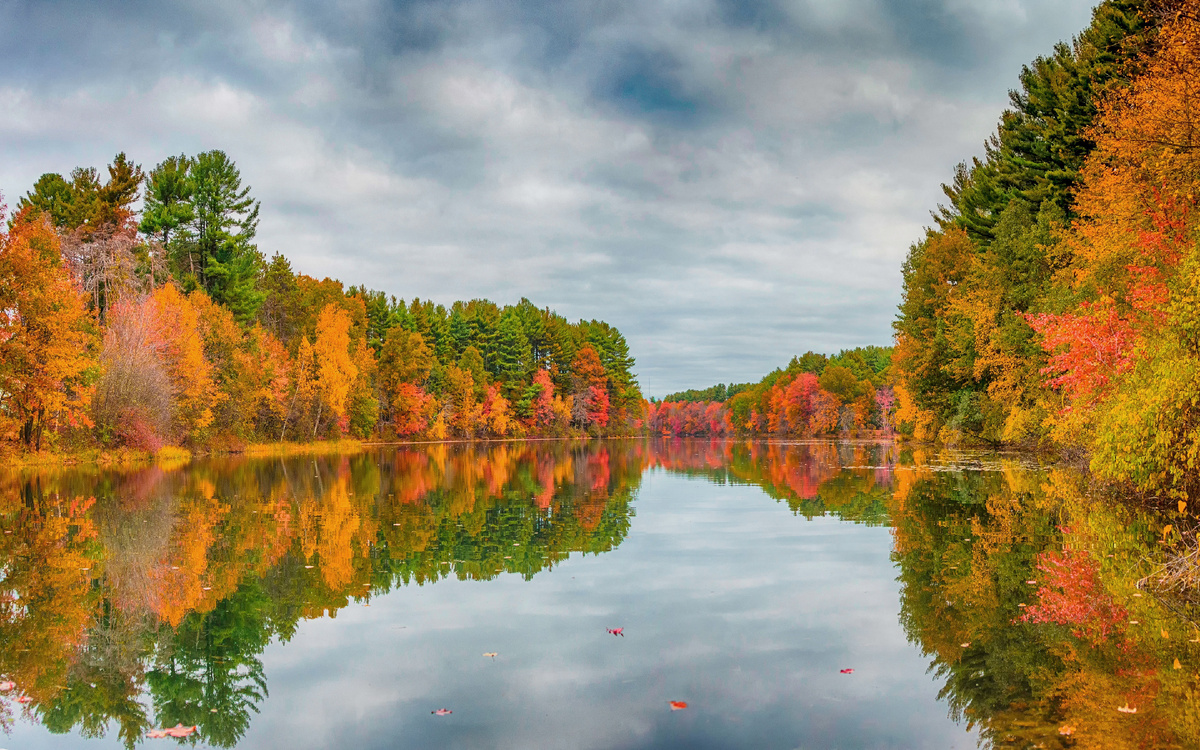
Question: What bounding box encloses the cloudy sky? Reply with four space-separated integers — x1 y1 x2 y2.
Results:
0 0 1098 395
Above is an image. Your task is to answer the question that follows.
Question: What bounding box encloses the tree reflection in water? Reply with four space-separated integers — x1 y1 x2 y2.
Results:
0 440 1197 747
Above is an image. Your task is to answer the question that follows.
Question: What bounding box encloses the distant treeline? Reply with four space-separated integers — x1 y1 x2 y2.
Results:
660 382 753 404
0 150 642 454
891 0 1200 498
650 346 893 437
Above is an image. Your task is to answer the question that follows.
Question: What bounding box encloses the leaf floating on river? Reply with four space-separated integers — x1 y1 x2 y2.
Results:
165 724 198 738
606 628 624 636
146 724 197 738
17 695 31 704
669 701 688 710
0 680 14 691
1175 658 1183 670
1117 704 1138 714
960 642 970 648
1059 724 1075 736
840 668 854 674
483 652 498 658
431 708 453 716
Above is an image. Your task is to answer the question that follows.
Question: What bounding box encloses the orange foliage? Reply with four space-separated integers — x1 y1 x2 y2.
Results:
148 284 220 438
0 206 96 449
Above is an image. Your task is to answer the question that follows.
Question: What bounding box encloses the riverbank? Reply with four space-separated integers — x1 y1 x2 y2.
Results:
1 440 368 470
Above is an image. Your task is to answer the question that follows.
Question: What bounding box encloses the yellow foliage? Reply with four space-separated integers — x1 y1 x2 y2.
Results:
313 304 357 418
149 285 220 438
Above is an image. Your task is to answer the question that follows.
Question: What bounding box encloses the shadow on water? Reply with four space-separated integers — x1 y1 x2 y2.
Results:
0 439 1197 748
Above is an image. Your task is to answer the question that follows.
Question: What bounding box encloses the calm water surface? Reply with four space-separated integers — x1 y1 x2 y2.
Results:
1 440 1196 748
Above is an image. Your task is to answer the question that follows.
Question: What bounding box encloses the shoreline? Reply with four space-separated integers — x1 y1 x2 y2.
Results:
2 432 908 471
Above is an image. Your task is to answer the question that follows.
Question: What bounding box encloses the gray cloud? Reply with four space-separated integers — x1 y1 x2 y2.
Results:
0 0 1098 394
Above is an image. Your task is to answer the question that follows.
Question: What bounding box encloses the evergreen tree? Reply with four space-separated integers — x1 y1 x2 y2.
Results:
189 150 264 322
140 155 195 256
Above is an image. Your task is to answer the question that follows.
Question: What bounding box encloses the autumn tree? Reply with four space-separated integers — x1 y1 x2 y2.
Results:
0 205 97 450
312 304 358 436
93 298 173 450
570 346 609 429
148 284 220 441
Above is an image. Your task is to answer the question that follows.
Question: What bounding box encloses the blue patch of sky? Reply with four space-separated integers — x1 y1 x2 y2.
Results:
596 47 716 128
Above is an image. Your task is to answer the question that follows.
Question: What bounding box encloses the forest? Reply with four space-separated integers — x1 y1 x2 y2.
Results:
0 152 642 456
648 347 893 438
891 0 1200 499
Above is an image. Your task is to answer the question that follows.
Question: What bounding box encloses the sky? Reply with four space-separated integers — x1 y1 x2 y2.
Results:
0 0 1099 396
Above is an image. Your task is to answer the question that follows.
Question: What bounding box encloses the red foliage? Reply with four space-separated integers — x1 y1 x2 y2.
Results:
1025 302 1137 406
586 384 610 427
391 383 432 436
530 369 555 427
115 407 165 453
649 400 730 436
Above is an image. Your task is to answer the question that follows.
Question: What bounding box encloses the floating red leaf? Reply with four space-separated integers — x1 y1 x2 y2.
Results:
432 708 452 716
0 680 13 691
840 668 854 674
669 701 688 710
606 628 624 636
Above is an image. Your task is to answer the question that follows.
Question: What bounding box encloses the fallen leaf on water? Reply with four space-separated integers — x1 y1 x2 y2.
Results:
165 724 197 738
669 701 688 711
483 652 498 658
1162 630 1170 639
1059 725 1075 736
607 628 624 637
1133 593 1143 597
1174 658 1182 670
840 669 854 674
0 681 14 691
1025 580 1037 585
146 729 170 739
17 695 31 704
431 709 452 716
960 643 970 648
304 565 314 569
1117 705 1138 714
1130 620 1140 624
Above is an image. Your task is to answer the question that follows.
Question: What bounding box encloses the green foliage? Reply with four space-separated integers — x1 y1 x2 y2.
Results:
935 0 1150 241
661 382 753 404
818 365 861 402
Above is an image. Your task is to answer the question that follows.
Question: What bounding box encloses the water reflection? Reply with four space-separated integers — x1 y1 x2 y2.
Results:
1 440 1197 748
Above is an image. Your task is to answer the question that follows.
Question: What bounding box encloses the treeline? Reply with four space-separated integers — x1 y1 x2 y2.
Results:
649 347 893 437
0 150 642 454
659 382 753 404
892 0 1200 497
